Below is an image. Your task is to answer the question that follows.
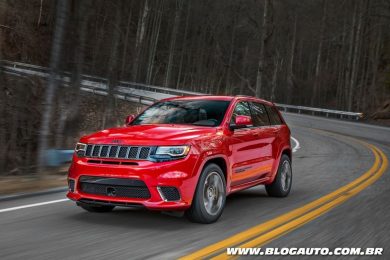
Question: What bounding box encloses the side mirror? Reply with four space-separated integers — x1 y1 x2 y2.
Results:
230 115 252 130
125 114 136 125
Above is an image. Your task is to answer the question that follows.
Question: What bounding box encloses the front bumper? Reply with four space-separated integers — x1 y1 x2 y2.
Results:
67 154 201 210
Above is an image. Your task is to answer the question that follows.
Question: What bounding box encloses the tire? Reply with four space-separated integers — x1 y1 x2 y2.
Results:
265 154 292 197
78 203 115 213
186 163 226 224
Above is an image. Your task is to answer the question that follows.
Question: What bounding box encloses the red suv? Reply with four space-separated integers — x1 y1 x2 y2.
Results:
67 96 292 223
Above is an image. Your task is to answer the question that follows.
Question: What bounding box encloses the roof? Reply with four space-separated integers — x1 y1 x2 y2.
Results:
162 95 234 101
161 95 274 106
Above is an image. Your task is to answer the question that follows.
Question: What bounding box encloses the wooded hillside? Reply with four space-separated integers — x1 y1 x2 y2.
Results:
0 0 389 174
2 0 389 111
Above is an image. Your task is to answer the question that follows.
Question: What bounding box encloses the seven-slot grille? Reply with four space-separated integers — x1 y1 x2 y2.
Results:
85 145 151 160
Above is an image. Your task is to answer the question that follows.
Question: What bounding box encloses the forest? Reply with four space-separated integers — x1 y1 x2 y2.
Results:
0 0 389 174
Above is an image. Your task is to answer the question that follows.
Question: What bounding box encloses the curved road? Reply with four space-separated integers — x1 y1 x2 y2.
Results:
0 113 389 259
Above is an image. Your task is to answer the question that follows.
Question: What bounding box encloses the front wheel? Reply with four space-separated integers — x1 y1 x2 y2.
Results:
265 154 292 197
186 163 226 224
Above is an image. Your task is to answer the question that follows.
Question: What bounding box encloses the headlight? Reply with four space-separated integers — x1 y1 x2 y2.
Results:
75 142 87 157
150 146 190 162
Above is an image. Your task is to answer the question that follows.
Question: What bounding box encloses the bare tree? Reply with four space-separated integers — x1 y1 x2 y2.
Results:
311 0 327 106
164 0 182 88
255 0 271 98
286 14 297 104
102 1 124 128
37 0 70 172
347 0 364 111
146 0 163 85
132 0 150 82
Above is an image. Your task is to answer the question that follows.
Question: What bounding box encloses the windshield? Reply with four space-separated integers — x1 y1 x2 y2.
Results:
132 100 230 127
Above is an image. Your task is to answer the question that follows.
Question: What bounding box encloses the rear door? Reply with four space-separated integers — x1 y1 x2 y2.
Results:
264 105 286 172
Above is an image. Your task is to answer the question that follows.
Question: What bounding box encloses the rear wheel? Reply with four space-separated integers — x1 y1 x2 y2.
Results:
265 154 292 197
186 163 226 224
78 203 115 213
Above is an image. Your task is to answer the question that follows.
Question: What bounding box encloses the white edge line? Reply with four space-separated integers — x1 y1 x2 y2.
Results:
0 199 69 213
291 136 300 153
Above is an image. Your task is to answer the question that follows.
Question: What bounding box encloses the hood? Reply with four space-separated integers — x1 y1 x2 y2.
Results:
80 124 218 146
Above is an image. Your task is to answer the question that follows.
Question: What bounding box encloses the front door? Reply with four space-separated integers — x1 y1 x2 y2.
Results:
228 101 264 186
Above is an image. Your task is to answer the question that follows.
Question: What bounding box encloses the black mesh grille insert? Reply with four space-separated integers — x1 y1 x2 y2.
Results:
139 147 150 159
159 186 180 201
92 145 101 156
100 146 109 157
79 177 150 199
109 146 118 157
86 145 93 156
128 147 139 159
118 147 128 158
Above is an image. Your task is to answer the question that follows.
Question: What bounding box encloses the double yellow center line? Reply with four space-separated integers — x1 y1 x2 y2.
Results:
180 141 388 259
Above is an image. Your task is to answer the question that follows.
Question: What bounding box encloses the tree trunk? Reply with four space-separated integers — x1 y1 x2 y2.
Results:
55 0 92 147
336 17 347 109
120 0 134 79
132 0 150 81
164 0 182 88
286 14 297 104
255 0 270 98
311 0 327 106
176 1 191 89
145 0 163 85
239 45 249 95
343 0 358 110
0 1 6 172
347 0 364 111
225 5 239 95
370 27 382 110
37 0 69 172
271 54 282 102
102 1 123 128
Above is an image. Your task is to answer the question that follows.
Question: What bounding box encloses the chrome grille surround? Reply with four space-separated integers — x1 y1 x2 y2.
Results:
85 145 152 160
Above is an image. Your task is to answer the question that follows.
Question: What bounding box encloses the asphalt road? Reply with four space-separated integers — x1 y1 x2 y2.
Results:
0 113 389 259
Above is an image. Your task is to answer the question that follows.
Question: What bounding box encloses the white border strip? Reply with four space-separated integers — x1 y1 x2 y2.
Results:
0 199 69 213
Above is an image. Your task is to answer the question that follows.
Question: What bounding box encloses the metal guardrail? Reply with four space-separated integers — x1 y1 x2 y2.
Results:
1 60 363 120
275 104 363 120
1 60 202 97
1 60 364 166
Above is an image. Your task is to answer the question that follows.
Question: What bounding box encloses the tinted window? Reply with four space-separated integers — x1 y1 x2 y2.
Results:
266 105 283 125
132 100 230 126
250 102 270 126
230 102 251 124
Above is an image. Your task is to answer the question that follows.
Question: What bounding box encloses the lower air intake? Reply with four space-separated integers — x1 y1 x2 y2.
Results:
79 176 151 199
158 186 181 201
68 179 75 192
